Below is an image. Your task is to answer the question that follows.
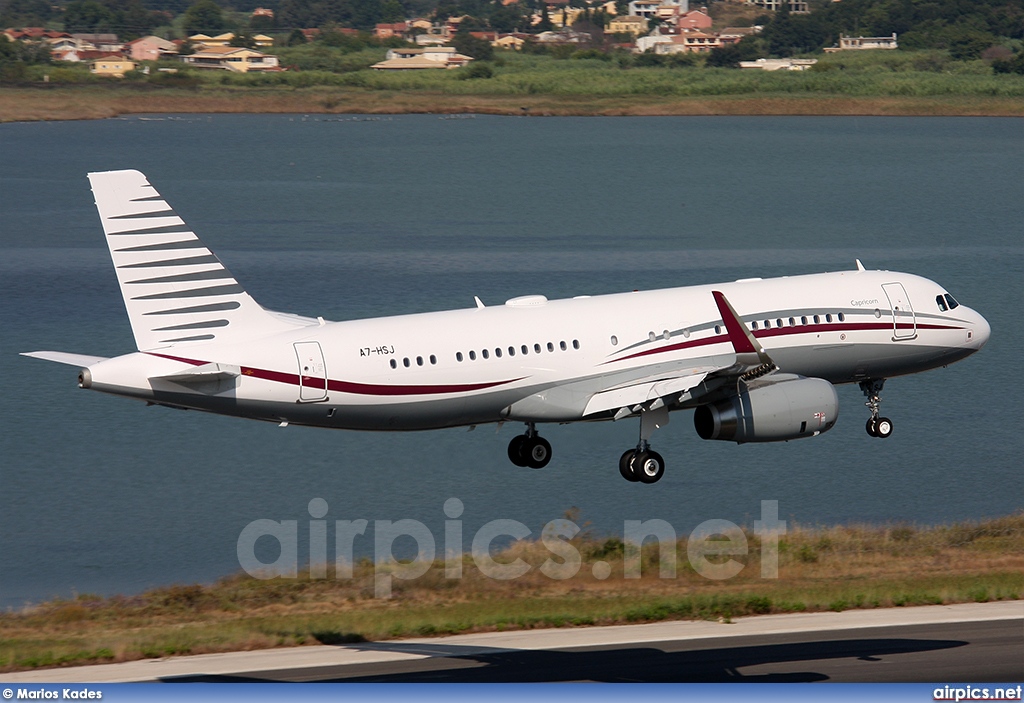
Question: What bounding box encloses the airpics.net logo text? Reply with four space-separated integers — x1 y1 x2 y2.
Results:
236 499 787 598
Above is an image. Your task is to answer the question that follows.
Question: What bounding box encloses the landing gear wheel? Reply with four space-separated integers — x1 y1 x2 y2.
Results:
866 418 878 437
874 417 893 438
633 450 665 484
507 435 528 466
619 450 639 482
523 436 552 469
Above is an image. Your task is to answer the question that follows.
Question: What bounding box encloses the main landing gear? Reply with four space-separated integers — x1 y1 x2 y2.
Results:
618 405 669 484
507 423 552 469
860 378 894 439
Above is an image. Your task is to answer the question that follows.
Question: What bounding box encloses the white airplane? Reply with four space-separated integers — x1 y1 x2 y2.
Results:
24 170 991 484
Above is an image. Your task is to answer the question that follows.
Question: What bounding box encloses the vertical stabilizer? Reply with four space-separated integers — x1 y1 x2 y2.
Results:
88 169 292 351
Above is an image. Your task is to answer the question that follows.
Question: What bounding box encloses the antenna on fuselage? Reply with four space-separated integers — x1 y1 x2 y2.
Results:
855 259 866 271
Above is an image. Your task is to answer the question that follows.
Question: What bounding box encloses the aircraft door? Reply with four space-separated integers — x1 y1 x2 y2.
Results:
882 282 917 340
294 341 328 402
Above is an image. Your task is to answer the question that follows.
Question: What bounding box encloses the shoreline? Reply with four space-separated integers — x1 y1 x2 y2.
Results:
4 86 1024 122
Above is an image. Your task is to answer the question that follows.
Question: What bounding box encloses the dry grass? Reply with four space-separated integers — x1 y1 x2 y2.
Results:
1 513 1022 672
3 85 1024 122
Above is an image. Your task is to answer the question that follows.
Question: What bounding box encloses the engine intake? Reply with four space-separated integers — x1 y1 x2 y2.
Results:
694 376 838 443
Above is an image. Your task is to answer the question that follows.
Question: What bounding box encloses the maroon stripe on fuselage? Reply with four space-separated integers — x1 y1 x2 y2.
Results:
146 352 521 396
606 321 964 365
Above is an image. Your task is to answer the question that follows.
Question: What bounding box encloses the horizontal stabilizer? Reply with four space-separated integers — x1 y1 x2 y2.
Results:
21 351 109 367
152 362 240 384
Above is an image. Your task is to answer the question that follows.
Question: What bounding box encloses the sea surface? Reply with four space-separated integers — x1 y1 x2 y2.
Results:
1 114 1021 608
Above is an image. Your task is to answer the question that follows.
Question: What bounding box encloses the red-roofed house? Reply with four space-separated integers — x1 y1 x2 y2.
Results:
677 9 712 29
374 22 408 38
127 35 177 61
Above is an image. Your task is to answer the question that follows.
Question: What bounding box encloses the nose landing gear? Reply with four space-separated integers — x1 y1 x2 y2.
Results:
507 423 552 469
860 379 893 438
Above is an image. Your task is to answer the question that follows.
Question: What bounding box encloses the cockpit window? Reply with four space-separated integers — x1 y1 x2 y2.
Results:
944 294 960 310
936 295 948 312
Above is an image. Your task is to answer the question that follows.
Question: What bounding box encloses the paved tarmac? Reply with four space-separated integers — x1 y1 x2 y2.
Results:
6 601 1021 683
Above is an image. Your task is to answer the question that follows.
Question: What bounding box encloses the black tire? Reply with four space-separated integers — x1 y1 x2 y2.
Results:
619 450 639 482
874 417 893 438
866 418 878 437
524 436 552 469
507 435 528 466
633 450 665 484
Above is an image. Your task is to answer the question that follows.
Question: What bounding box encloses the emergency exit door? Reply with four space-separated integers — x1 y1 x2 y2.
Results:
294 341 328 402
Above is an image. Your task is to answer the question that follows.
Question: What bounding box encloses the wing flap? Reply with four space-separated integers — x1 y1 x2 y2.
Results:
583 369 712 417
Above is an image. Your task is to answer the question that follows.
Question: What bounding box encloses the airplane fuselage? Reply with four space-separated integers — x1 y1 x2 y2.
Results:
25 170 991 482
81 269 988 432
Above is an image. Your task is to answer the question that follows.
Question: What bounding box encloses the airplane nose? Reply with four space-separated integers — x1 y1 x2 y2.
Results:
971 311 991 350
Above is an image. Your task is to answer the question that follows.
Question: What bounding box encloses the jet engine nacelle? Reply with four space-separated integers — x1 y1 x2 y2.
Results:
693 375 838 443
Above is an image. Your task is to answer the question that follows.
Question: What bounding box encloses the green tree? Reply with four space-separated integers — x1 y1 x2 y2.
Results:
706 36 764 67
63 0 115 33
0 0 56 27
490 3 526 32
451 29 493 59
0 33 49 83
183 0 226 35
379 0 404 22
229 30 256 47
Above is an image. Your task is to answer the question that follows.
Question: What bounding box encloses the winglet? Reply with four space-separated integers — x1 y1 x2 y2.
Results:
711 291 774 367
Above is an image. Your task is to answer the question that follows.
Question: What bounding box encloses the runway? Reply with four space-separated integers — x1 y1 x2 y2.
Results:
6 601 1021 684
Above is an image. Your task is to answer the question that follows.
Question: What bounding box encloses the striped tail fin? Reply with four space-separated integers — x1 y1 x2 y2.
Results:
89 169 295 351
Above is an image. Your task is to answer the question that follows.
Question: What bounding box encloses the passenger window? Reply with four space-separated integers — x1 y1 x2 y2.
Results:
944 294 959 310
534 343 541 354
522 345 529 355
469 351 476 361
456 352 463 362
482 349 489 359
508 346 515 357
390 359 397 369
776 319 783 328
837 313 845 322
648 331 656 342
547 342 554 352
573 339 580 349
801 316 808 325
403 358 410 368
764 320 771 329
826 314 833 323
662 330 671 340
430 355 437 365
714 325 721 335
416 356 423 366
752 321 759 330
559 341 567 351
495 348 502 358
610 335 618 346
789 317 796 327
813 315 820 324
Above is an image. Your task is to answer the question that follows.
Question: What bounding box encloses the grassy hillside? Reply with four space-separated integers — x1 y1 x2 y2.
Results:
2 513 1021 672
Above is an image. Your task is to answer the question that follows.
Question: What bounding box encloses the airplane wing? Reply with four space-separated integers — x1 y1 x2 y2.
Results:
583 366 716 417
581 290 777 419
20 351 109 367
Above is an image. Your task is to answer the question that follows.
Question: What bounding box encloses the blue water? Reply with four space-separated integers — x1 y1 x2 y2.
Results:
1 115 1021 608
